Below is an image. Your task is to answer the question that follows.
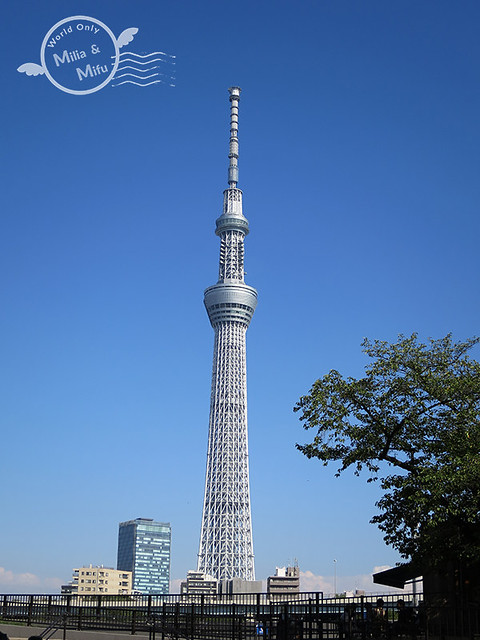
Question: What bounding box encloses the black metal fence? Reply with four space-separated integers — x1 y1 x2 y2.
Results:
1 592 479 640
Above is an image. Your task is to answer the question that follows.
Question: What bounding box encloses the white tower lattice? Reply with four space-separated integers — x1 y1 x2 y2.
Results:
197 87 257 582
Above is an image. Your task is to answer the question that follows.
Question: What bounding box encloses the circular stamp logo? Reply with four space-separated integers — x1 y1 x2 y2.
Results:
40 16 119 95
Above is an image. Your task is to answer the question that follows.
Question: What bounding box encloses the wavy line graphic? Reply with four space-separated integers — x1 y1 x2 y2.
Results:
116 67 175 79
111 80 173 87
116 65 160 73
114 72 161 81
120 50 176 59
113 57 172 66
110 48 176 88
112 52 175 62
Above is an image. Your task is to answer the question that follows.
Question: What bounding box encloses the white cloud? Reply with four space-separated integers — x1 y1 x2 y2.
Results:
0 567 63 593
44 576 65 590
0 567 40 586
300 568 378 596
300 570 333 594
300 567 418 597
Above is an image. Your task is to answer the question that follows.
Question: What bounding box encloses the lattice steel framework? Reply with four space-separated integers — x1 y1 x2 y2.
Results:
197 87 257 582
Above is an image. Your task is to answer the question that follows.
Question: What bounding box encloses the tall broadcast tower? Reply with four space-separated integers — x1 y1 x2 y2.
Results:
197 87 257 582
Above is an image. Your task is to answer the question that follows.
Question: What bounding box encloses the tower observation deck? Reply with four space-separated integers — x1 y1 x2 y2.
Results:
197 87 257 582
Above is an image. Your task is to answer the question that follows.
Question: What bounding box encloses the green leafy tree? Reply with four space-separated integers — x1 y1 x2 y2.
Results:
295 334 480 569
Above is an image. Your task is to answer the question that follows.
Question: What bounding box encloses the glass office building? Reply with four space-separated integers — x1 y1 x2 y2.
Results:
117 518 171 594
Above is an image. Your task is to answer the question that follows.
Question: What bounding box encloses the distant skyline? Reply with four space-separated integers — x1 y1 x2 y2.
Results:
1 0 479 595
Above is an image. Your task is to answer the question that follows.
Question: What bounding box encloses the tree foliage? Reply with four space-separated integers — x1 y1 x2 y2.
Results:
295 334 480 569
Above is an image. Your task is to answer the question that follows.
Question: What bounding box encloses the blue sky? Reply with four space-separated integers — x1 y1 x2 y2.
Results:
1 0 479 594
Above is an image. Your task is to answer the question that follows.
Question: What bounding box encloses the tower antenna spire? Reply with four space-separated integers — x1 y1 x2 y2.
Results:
228 86 241 188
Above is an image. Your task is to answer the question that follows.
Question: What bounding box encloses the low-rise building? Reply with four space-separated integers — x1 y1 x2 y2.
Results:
180 571 262 596
62 565 132 595
267 566 300 595
219 577 263 594
180 571 218 595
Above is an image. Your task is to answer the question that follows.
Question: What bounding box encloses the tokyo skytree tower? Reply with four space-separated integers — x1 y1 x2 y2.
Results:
197 87 257 582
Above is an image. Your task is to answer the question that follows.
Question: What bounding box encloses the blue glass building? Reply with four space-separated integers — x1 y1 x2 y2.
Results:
117 518 171 594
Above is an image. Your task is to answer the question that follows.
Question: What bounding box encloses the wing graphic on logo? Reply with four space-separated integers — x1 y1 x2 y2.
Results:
17 62 45 76
117 28 139 49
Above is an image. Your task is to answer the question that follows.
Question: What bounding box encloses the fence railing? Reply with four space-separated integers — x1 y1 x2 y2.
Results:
1 592 479 640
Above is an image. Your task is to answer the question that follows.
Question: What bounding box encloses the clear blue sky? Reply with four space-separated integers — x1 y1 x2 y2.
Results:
1 0 479 594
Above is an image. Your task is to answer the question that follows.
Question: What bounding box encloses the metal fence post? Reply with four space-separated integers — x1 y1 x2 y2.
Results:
162 600 166 640
174 601 179 635
232 602 236 640
27 595 33 626
360 595 366 640
307 598 312 640
149 616 155 640
131 609 137 635
190 602 195 639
